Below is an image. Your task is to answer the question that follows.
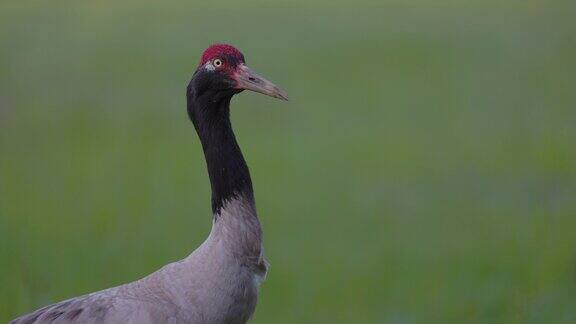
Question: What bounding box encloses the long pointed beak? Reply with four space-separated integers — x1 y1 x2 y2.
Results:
233 64 288 101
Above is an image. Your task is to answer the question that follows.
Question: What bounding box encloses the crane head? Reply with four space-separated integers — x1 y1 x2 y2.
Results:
195 44 288 101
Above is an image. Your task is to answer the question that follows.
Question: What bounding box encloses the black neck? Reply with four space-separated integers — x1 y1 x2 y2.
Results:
187 82 254 216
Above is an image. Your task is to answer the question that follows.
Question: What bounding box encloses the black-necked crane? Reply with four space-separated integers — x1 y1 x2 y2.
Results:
11 44 288 324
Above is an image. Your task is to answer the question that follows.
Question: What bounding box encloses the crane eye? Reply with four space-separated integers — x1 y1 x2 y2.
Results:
213 59 223 67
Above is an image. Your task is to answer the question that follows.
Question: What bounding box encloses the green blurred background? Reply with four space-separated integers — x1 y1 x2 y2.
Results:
1 0 575 322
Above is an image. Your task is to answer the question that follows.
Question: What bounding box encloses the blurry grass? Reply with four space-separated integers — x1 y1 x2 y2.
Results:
1 0 576 323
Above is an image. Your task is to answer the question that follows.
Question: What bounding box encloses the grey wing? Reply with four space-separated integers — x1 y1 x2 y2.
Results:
10 293 108 324
10 290 184 324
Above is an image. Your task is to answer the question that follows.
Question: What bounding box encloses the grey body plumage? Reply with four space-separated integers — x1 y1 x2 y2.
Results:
11 197 267 324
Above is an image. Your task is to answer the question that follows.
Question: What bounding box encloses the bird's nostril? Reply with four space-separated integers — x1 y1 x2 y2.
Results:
248 77 256 81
